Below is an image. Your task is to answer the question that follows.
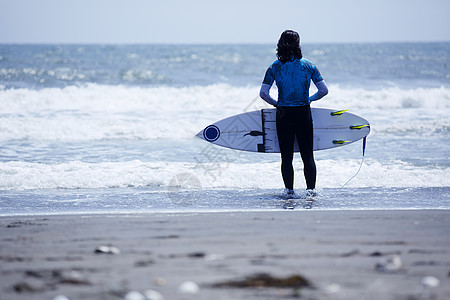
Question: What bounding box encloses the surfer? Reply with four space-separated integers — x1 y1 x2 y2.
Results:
260 30 328 198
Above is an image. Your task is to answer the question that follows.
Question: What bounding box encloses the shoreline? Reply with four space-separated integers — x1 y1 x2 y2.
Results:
2 207 450 218
1 210 449 299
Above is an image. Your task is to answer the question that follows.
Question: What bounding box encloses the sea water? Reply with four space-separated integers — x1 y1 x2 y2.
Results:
0 43 449 215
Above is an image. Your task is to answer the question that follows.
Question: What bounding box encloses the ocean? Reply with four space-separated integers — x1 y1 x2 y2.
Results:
0 43 449 215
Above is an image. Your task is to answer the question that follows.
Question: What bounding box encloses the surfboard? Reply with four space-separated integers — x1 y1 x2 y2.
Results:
196 108 370 153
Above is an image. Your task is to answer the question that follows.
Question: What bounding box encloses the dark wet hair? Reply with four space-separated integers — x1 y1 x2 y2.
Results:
277 30 303 63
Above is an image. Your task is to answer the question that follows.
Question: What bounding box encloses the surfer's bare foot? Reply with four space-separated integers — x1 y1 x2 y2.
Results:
306 189 318 201
282 188 296 199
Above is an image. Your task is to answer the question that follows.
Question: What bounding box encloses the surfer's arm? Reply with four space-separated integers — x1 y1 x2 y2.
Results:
309 80 328 102
260 83 277 107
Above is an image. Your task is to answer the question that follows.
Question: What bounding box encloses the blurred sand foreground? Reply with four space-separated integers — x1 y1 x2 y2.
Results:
1 210 449 300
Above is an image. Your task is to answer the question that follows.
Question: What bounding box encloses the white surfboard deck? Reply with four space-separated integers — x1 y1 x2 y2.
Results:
196 108 370 153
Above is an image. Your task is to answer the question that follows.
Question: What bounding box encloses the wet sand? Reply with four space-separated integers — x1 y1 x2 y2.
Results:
1 210 449 300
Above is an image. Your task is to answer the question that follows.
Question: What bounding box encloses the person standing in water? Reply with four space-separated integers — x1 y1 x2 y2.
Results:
260 30 328 198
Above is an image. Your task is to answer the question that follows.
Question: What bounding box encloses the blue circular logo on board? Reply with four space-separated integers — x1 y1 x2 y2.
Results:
203 125 220 142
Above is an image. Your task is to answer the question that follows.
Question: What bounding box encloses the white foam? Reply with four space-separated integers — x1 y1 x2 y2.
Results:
1 84 449 142
0 84 259 141
0 160 168 190
314 85 450 110
1 158 448 191
317 85 450 135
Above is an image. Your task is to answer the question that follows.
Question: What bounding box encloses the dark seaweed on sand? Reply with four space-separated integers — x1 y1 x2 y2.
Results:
213 273 311 289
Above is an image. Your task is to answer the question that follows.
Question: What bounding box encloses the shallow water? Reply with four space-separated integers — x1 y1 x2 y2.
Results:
1 186 448 216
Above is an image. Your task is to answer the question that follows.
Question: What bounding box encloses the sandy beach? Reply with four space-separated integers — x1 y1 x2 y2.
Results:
1 210 449 300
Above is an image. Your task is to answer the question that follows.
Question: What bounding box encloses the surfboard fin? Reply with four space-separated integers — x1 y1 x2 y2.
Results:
330 109 348 116
243 131 264 137
333 140 351 145
350 124 370 130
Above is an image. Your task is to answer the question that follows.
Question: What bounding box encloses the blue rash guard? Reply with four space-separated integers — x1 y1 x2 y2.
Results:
262 58 324 107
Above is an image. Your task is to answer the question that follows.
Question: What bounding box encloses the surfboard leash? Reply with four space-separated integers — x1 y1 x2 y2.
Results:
340 136 367 189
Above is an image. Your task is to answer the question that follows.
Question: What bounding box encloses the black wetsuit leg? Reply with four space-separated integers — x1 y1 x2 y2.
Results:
276 107 295 190
276 106 317 190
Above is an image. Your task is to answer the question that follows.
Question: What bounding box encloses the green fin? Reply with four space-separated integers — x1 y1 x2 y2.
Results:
350 124 370 130
330 109 348 116
333 140 351 144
